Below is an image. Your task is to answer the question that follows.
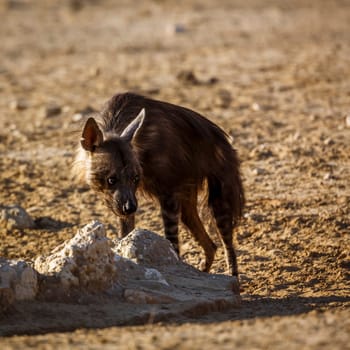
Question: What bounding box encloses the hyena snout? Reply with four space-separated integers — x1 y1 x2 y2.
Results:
122 199 137 215
113 190 138 216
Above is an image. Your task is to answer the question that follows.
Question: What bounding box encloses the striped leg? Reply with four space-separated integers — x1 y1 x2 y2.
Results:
159 194 180 253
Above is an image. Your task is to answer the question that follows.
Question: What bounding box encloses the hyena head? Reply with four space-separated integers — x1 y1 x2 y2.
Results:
80 109 145 217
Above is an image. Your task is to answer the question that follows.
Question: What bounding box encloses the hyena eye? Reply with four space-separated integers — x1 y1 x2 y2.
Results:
133 175 140 184
107 176 117 186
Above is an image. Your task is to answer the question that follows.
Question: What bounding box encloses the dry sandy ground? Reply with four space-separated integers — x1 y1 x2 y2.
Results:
0 0 349 349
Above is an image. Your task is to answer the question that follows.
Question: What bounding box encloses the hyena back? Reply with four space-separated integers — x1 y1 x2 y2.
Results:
75 93 244 276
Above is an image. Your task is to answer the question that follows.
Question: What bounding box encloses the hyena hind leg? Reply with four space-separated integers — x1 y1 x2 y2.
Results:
180 190 217 273
211 203 238 276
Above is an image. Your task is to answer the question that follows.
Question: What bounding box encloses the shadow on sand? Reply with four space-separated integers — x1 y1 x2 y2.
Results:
1 294 349 337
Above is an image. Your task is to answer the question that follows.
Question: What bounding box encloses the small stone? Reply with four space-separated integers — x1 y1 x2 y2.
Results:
72 106 96 122
251 102 260 111
309 114 317 121
72 113 83 122
293 131 301 140
249 144 274 160
174 23 186 33
89 67 101 77
324 137 334 146
323 172 334 181
166 23 187 36
345 114 350 128
244 212 264 222
40 103 62 118
177 70 200 85
9 123 17 131
176 70 217 86
215 89 232 108
0 204 35 229
62 105 71 113
9 99 28 110
252 167 265 176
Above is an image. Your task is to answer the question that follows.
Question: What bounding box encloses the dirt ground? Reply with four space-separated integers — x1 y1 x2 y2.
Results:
0 0 349 348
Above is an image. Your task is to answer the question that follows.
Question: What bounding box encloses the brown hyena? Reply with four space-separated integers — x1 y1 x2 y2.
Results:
74 92 244 276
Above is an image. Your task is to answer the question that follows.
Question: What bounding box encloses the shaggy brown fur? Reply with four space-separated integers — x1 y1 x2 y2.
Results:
74 92 244 276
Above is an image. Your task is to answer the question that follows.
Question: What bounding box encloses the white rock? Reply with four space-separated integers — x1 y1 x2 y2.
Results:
114 228 179 266
35 221 116 292
0 259 38 301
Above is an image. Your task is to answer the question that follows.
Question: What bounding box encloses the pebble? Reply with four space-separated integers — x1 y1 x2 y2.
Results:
252 167 266 176
9 99 28 111
166 23 187 35
215 89 232 108
293 131 301 140
323 137 334 146
323 172 334 181
72 106 96 122
40 103 62 118
345 114 350 128
249 144 274 160
89 67 101 77
72 113 83 122
251 102 260 111
0 204 35 229
177 70 200 85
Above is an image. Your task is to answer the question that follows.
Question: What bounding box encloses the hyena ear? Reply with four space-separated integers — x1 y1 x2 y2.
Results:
81 117 103 152
120 108 145 143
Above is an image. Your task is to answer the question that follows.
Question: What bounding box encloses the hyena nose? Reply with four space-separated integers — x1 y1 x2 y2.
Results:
122 200 137 215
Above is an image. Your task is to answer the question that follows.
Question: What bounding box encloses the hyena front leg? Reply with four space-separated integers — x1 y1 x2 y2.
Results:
159 194 181 254
119 214 135 238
